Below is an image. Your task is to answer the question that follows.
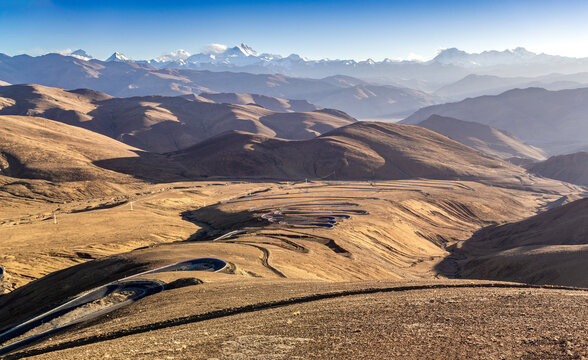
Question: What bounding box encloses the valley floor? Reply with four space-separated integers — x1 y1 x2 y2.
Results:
0 179 586 358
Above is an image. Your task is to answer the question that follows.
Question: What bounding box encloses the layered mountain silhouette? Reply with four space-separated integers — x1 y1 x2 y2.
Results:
0 54 439 119
92 44 588 83
308 84 438 119
527 152 588 186
0 84 355 152
48 45 588 92
417 115 546 161
436 73 588 101
403 87 588 155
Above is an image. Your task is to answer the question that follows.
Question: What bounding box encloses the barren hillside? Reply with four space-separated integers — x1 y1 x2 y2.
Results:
0 84 355 153
417 115 546 160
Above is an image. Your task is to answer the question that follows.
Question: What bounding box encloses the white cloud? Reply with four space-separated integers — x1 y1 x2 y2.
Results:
156 49 191 62
405 52 424 62
56 48 74 55
390 52 425 62
202 43 228 54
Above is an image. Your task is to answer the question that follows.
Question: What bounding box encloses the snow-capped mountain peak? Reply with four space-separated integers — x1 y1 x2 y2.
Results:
236 43 257 56
433 48 470 64
432 47 549 67
72 44 586 80
106 52 130 62
224 43 258 58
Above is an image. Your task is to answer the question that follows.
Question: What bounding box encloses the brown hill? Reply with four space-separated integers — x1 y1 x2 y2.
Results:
198 92 319 112
7 279 585 360
0 115 141 182
0 115 169 203
170 121 529 183
527 151 588 186
402 87 588 155
0 84 355 153
452 197 588 287
417 115 547 160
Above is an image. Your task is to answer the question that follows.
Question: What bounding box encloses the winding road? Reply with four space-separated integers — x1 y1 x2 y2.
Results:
0 258 227 357
260 202 367 229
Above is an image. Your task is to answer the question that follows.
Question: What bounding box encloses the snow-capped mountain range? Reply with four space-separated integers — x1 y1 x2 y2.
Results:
5 44 588 114
144 43 306 68
433 47 575 68
62 43 588 71
54 44 588 91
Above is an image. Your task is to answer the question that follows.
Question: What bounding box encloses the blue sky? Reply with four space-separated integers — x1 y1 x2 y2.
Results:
1 0 588 61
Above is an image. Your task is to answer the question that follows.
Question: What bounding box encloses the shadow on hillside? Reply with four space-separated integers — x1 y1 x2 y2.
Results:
92 151 192 183
434 239 473 280
180 204 268 241
0 256 150 332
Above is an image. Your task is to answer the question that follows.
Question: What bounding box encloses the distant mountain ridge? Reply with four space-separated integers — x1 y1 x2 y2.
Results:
0 54 439 119
417 115 547 161
4 45 588 119
402 87 588 155
432 47 571 68
436 73 588 100
196 92 320 113
527 152 588 186
88 44 588 74
20 44 588 89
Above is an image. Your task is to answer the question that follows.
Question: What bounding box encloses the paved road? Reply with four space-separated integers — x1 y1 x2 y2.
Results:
0 279 165 356
121 258 227 281
260 202 367 229
0 258 227 356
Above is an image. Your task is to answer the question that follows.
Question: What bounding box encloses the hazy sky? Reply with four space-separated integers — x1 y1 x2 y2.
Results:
2 0 588 61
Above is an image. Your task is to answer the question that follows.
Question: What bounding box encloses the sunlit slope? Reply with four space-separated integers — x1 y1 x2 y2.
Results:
172 121 530 184
0 84 355 152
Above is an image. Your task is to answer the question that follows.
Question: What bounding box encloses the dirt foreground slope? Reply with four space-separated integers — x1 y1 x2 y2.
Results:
3 278 587 360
